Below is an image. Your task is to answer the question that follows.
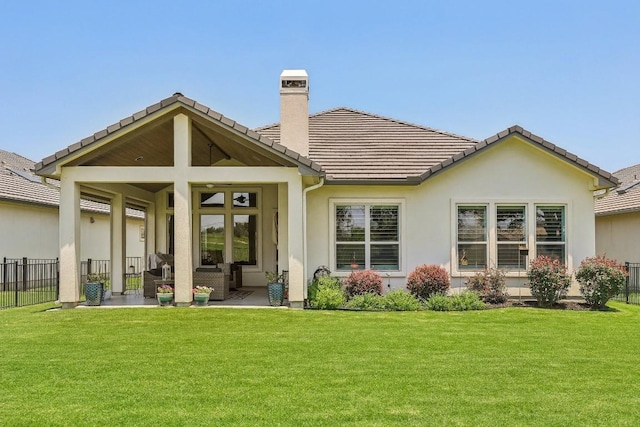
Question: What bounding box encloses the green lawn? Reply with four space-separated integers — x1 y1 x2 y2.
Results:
1 303 640 426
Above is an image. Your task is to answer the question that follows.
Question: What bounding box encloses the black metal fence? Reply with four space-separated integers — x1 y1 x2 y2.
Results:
1 256 144 309
1 258 59 309
615 262 640 305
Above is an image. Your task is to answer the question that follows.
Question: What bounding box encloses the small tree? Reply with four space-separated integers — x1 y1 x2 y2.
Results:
527 256 571 307
406 264 450 300
466 267 508 304
343 270 383 298
575 255 627 309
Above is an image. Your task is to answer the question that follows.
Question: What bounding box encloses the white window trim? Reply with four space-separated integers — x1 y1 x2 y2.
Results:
450 199 570 277
329 198 406 277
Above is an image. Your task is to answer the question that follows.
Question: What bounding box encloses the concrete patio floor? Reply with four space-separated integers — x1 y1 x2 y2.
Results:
83 286 287 308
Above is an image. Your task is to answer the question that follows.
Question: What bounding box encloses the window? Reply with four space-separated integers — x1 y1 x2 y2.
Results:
457 206 487 269
496 206 526 268
536 206 565 263
198 189 260 267
200 214 225 265
454 202 567 273
335 204 399 271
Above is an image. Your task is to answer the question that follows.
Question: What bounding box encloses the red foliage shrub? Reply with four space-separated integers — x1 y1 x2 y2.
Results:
406 264 450 300
343 270 383 298
527 256 571 307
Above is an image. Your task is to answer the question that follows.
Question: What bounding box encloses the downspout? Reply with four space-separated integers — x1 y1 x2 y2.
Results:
302 177 325 300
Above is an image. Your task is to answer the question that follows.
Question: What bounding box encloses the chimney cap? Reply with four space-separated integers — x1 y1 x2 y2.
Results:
280 69 308 92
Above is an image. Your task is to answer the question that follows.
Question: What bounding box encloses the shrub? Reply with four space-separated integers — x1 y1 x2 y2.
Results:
466 268 509 304
310 285 346 309
527 256 572 307
424 293 452 311
449 291 486 311
345 292 386 310
575 255 627 308
308 275 342 305
406 264 450 300
382 290 422 311
343 270 383 298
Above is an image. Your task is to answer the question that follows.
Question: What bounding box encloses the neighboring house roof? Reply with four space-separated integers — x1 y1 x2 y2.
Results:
257 111 617 187
0 150 144 218
34 93 323 176
595 163 640 215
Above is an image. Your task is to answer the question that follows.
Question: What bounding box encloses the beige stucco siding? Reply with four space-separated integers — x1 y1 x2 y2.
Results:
307 136 598 296
0 200 145 263
596 212 640 263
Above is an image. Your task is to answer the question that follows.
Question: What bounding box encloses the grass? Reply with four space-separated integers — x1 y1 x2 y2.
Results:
1 303 640 426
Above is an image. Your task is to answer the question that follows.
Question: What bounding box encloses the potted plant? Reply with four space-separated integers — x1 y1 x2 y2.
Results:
265 271 285 306
156 284 174 306
192 286 213 306
85 273 104 306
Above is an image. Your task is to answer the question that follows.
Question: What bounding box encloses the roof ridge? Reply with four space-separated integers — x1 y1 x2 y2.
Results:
255 106 479 142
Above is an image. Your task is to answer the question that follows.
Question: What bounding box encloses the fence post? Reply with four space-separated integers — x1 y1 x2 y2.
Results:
2 257 6 292
625 262 630 304
22 256 28 292
56 258 60 300
14 260 19 307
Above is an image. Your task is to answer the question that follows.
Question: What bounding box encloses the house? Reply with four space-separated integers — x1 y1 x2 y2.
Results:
34 70 618 308
595 164 640 263
0 149 145 266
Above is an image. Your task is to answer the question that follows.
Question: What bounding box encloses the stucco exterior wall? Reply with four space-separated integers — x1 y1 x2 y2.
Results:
0 200 145 263
306 136 599 296
596 212 640 263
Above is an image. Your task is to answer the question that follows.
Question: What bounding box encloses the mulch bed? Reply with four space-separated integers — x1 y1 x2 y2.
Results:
487 299 612 311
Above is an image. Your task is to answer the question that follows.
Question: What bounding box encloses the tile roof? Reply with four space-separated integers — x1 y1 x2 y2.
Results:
35 93 323 175
1 150 143 217
256 107 478 182
595 163 640 215
257 110 617 187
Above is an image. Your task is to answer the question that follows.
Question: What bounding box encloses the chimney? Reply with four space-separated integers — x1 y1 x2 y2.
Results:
279 69 309 157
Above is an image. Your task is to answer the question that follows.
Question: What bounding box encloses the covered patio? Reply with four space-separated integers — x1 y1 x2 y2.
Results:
35 93 323 309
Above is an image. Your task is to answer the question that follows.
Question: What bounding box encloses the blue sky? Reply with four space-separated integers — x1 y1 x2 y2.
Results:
1 1 638 173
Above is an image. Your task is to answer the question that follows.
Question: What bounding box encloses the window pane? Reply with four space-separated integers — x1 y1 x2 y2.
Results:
233 192 257 208
200 215 224 265
458 207 486 242
497 244 527 269
536 244 565 263
200 192 224 208
497 206 525 242
536 206 565 242
336 244 365 271
458 244 486 269
233 214 257 265
336 206 365 241
371 244 399 270
370 206 399 241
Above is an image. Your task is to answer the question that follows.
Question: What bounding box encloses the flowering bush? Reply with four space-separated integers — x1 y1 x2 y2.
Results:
406 264 450 300
527 256 571 307
466 268 508 304
157 284 174 294
575 255 627 308
343 270 383 298
192 286 213 295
